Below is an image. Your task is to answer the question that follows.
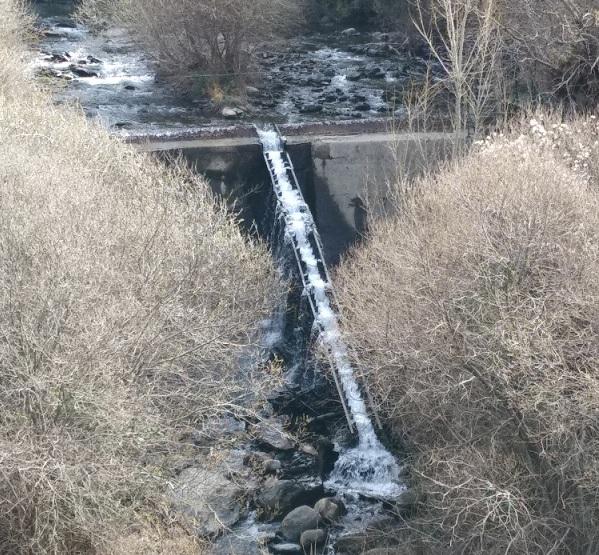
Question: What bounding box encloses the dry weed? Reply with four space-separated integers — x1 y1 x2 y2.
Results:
336 112 599 553
0 1 282 552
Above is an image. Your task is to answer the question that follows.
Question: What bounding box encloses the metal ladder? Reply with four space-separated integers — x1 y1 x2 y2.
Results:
258 125 382 434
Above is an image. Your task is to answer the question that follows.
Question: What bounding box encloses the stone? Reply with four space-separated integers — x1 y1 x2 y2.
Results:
187 414 246 446
253 416 294 451
271 544 302 554
246 85 260 95
281 506 320 542
69 65 98 78
256 478 316 518
47 52 69 63
263 459 282 474
299 443 318 457
222 107 239 119
170 466 244 538
299 104 323 114
300 528 327 549
354 102 371 111
314 497 342 522
341 27 359 36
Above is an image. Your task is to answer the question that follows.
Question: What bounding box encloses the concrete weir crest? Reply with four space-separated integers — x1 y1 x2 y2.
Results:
127 119 462 264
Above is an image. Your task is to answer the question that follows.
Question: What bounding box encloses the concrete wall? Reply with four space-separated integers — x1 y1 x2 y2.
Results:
135 131 461 264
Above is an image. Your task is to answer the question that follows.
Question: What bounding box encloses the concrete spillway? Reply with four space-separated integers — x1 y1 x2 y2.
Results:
130 120 463 265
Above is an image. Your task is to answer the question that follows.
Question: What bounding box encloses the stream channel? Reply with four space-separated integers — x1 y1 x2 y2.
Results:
31 1 416 553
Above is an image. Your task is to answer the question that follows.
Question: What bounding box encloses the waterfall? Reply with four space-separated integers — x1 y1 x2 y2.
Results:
257 126 404 499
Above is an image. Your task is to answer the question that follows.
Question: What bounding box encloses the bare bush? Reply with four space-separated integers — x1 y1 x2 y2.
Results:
336 112 599 553
77 0 302 93
412 0 507 136
0 1 282 552
497 0 599 107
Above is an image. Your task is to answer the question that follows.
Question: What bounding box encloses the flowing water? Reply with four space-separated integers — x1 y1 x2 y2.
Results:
31 1 429 134
257 127 404 500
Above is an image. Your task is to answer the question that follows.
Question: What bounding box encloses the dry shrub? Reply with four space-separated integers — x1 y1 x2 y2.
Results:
0 1 281 552
497 0 599 107
77 0 302 92
336 113 599 553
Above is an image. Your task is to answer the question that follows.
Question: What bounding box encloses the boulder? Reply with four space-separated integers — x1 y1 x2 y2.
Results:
246 85 260 95
256 478 320 518
271 544 302 554
170 466 244 538
253 416 294 451
281 506 320 542
222 107 240 119
341 27 359 36
300 528 327 549
263 459 282 474
299 104 323 114
314 497 342 522
69 65 99 78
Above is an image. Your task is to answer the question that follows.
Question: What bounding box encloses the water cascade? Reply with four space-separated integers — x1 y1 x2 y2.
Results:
257 125 404 499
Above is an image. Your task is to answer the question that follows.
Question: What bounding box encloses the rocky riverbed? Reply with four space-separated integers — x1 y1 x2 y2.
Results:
32 1 431 134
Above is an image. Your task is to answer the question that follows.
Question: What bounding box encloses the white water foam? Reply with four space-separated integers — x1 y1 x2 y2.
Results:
258 128 404 499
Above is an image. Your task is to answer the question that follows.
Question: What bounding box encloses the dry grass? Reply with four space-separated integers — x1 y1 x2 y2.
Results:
336 112 599 553
0 1 282 552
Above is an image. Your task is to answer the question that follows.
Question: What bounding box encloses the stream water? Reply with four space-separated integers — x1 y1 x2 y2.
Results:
258 127 403 500
31 2 409 551
31 0 429 134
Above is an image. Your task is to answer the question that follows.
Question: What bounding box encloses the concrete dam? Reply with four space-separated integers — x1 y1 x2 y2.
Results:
128 119 462 264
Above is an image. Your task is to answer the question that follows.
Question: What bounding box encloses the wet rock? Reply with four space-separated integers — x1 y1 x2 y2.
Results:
246 85 260 95
36 67 67 80
346 70 362 82
314 497 342 523
170 466 244 538
222 106 242 119
300 528 327 549
47 52 69 63
281 506 320 542
299 443 318 457
253 416 294 451
69 65 98 78
256 478 323 518
263 459 282 474
354 102 371 111
315 436 338 480
341 27 359 36
124 84 136 90
271 544 302 554
87 55 102 64
366 66 385 79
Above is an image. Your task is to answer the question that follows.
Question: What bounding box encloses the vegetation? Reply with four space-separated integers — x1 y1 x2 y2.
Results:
77 0 302 94
0 1 281 552
336 113 599 553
